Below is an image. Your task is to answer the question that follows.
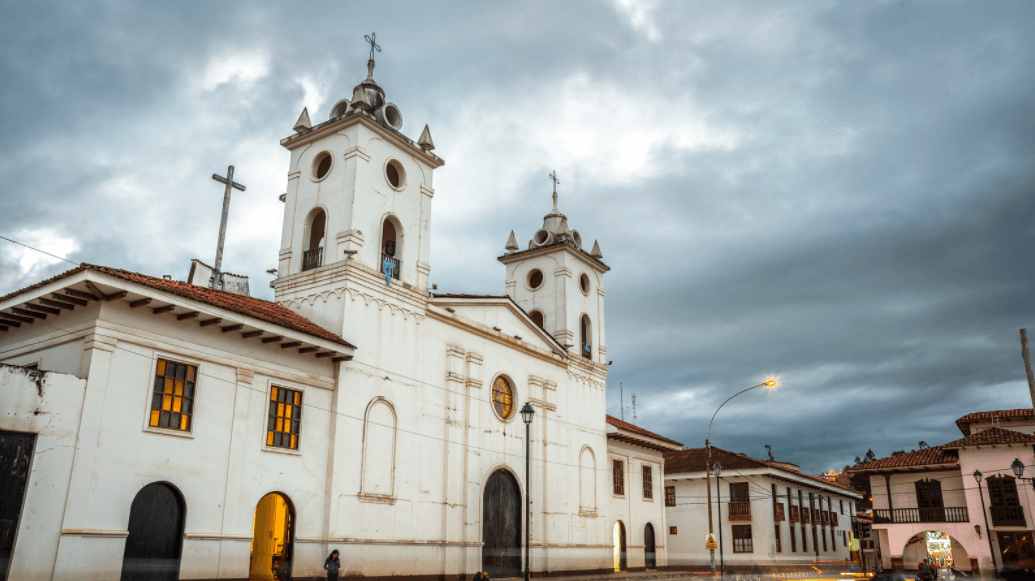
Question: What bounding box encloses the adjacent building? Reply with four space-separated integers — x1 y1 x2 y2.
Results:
848 408 1035 578
663 446 861 574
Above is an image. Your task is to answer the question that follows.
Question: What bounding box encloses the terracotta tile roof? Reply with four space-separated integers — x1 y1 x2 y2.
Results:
956 408 1034 436
849 446 958 472
1 264 354 348
942 427 1035 449
663 445 859 493
606 415 683 447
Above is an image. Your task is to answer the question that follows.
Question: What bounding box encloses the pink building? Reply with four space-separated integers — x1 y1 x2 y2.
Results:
849 409 1035 578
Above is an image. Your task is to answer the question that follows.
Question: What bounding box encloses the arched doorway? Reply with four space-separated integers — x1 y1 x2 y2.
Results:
482 469 521 577
902 531 970 577
613 521 627 572
120 482 185 581
250 492 294 581
644 523 657 570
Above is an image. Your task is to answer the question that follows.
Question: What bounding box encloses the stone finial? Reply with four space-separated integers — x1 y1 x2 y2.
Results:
505 230 519 252
591 240 603 259
293 107 312 132
351 84 375 111
418 124 436 151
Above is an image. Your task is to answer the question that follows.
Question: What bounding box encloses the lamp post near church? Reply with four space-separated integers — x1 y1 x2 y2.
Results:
973 470 998 578
520 402 535 581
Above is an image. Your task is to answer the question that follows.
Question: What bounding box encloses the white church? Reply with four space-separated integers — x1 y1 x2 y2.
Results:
0 50 684 581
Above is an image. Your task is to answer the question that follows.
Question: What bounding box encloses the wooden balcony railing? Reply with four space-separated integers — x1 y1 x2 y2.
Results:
789 505 799 522
872 507 970 524
991 506 1026 527
821 511 829 525
302 247 323 271
729 501 751 521
774 503 785 522
800 508 810 523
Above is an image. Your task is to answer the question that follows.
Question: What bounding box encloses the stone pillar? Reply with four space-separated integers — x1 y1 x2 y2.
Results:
553 266 573 349
218 368 254 576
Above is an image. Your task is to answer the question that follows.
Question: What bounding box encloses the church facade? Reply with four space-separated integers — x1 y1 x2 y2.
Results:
0 56 680 581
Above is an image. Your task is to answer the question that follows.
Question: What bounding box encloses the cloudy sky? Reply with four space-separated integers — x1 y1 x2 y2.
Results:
2 1 1033 473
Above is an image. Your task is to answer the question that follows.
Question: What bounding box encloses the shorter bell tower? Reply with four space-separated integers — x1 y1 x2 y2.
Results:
498 178 609 364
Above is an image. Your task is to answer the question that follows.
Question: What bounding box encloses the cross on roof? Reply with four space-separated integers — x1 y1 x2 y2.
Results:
210 165 247 289
365 33 381 61
549 170 560 211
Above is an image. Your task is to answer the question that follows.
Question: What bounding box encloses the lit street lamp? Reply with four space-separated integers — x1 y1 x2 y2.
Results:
973 470 998 578
520 402 535 581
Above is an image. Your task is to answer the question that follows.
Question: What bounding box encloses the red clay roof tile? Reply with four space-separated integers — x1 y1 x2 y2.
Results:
955 409 1033 436
850 446 958 471
942 427 1035 448
606 415 683 447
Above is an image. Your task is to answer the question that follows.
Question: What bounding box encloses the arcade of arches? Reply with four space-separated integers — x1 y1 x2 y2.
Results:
902 532 968 575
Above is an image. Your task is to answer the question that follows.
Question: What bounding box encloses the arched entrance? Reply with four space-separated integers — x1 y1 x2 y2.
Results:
482 469 522 577
902 531 970 577
644 523 657 570
120 482 185 581
613 521 627 572
250 492 294 581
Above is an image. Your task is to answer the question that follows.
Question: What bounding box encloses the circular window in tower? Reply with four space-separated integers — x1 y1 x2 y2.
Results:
491 376 515 420
385 159 406 190
527 269 544 290
580 273 590 295
311 151 333 181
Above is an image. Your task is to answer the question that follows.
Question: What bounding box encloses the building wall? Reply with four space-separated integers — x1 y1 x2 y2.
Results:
606 439 669 571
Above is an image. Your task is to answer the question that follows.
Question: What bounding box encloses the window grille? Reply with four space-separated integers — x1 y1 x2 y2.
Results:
267 386 302 450
149 358 197 432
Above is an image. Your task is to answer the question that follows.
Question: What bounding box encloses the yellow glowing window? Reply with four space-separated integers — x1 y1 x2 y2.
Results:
267 386 302 450
491 376 513 419
149 358 197 432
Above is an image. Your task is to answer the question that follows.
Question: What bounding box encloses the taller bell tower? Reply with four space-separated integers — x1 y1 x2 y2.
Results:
272 53 444 336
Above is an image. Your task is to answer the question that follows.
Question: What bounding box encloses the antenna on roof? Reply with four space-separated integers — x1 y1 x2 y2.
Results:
620 383 624 421
632 394 637 425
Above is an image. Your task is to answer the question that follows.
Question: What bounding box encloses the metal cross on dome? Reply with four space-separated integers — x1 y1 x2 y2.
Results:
365 33 381 61
549 170 560 193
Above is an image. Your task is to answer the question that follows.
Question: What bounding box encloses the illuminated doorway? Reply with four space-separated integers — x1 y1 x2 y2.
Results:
903 531 971 578
613 521 627 572
250 492 294 581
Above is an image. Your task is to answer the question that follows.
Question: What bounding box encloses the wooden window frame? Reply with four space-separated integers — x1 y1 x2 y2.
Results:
265 385 303 451
801 524 808 552
732 525 753 553
665 486 676 507
144 355 200 437
790 524 796 552
642 465 653 500
775 524 782 553
613 459 625 496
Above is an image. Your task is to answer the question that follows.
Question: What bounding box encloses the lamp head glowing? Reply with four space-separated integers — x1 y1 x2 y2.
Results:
764 379 777 387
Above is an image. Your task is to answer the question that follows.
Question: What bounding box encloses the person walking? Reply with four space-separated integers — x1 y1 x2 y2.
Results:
917 559 935 581
324 550 341 581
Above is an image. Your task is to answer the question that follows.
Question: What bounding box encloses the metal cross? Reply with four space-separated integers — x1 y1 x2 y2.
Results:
549 170 560 211
211 166 246 289
365 33 381 61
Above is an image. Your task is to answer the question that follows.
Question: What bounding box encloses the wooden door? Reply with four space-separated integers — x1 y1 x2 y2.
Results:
644 523 656 569
0 431 35 581
120 483 184 581
482 470 521 577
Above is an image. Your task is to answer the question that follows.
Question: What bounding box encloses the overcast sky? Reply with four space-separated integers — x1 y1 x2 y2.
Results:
2 1 1033 474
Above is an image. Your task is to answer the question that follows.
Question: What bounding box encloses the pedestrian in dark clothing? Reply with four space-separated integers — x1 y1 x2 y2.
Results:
324 550 341 581
472 573 483 581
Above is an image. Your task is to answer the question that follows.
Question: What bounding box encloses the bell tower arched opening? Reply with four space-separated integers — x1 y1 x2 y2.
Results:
580 314 592 359
380 215 401 281
303 208 326 271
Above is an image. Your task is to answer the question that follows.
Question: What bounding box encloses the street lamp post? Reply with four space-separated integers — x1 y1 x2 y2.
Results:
705 380 777 574
520 403 535 581
974 470 998 578
714 461 725 581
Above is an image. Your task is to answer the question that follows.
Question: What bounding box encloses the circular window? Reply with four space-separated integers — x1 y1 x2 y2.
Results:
527 269 544 290
491 376 514 420
580 273 590 295
385 159 405 189
312 151 333 180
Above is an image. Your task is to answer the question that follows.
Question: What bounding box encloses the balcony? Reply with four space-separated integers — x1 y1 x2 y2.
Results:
830 512 838 527
381 253 400 280
729 501 752 521
872 507 970 524
991 506 1026 527
800 508 811 523
302 247 323 271
774 503 785 522
789 505 800 523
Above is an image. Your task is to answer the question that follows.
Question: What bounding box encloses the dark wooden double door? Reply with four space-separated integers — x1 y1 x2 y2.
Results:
0 431 35 581
120 482 185 581
483 469 522 577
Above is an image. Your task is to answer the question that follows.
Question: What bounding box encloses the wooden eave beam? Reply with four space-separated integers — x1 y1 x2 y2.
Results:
0 325 7 332
25 303 61 315
129 298 153 308
0 318 22 328
242 330 264 338
331 355 353 362
11 308 45 320
63 288 98 302
39 298 76 310
177 311 200 321
152 305 176 314
53 293 88 306
280 341 301 349
315 352 335 358
83 282 108 301
261 336 284 344
298 346 318 354
221 324 244 333
199 318 222 327
3 313 34 324
105 290 128 301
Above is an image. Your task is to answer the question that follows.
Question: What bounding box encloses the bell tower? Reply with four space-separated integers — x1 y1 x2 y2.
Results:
498 177 609 364
272 48 444 335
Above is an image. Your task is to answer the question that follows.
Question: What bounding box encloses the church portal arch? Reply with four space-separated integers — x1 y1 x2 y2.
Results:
249 492 295 581
644 522 657 569
361 397 397 497
120 481 185 581
482 468 522 577
579 446 596 511
613 520 628 572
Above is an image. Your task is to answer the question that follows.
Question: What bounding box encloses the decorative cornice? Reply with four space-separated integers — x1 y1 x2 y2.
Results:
342 145 371 162
236 368 254 385
554 266 573 278
279 287 426 324
426 310 566 368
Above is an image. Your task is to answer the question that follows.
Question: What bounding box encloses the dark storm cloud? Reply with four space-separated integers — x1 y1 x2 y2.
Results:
2 1 1033 473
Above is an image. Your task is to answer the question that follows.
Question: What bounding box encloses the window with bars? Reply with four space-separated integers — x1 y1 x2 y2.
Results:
149 358 197 432
732 525 753 553
613 459 624 496
790 525 796 552
665 486 676 507
642 465 653 499
266 386 302 450
775 525 782 553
